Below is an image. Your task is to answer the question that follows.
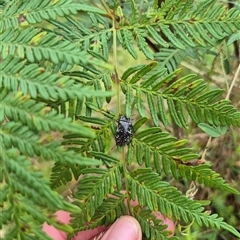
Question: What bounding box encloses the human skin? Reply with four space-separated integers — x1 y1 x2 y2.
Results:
43 210 175 240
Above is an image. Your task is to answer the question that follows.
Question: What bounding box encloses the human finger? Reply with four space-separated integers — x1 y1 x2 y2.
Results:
100 216 142 240
43 211 108 240
42 211 71 240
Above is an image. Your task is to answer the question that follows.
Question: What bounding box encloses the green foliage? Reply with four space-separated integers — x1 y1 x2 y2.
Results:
1 0 240 240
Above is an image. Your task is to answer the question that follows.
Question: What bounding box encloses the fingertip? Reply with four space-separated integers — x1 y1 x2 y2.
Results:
101 216 142 240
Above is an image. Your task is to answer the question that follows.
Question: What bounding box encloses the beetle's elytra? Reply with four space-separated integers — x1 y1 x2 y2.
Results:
115 115 133 146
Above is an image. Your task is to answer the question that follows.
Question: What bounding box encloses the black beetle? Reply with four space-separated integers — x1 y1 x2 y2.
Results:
115 115 133 146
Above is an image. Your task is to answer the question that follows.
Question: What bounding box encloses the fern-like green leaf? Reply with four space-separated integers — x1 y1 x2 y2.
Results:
114 0 240 58
133 127 239 194
69 163 122 228
129 168 240 238
0 89 97 134
0 56 113 101
69 192 127 235
1 121 100 166
0 0 106 30
121 64 240 127
1 147 82 239
119 29 138 59
178 164 239 194
0 28 110 66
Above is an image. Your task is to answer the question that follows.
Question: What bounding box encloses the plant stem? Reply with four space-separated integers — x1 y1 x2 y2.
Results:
111 9 121 113
100 0 111 14
111 6 131 215
226 63 240 100
122 147 134 216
